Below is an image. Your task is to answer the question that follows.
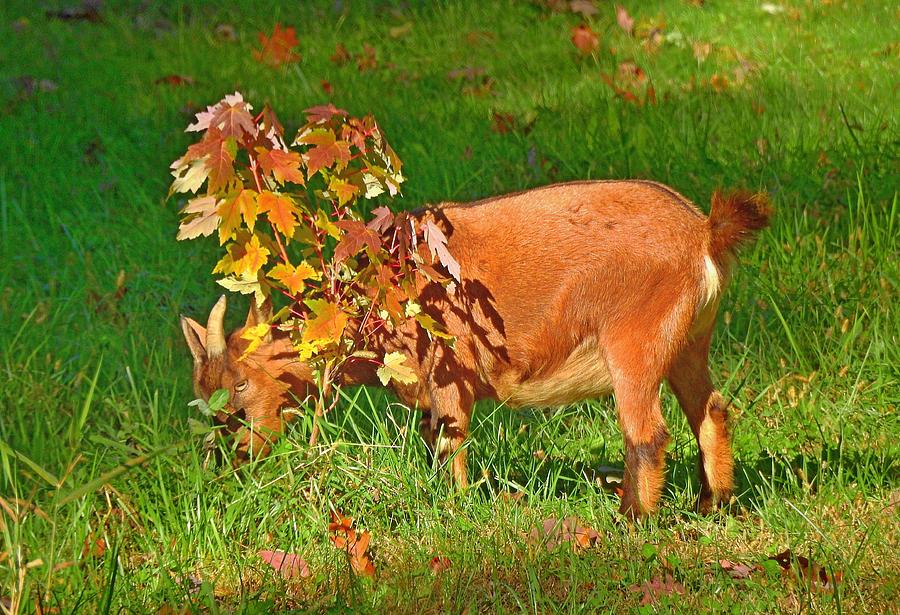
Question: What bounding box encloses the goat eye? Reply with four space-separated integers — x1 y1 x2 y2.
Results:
234 380 249 393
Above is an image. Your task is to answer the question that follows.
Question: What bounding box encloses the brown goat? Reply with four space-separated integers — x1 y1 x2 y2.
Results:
181 180 772 516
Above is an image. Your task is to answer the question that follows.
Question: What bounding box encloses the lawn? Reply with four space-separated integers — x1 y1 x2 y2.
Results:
1 0 898 612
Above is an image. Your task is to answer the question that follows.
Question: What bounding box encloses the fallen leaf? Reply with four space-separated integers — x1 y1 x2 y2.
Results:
356 44 377 72
719 559 757 580
429 556 452 574
447 66 486 81
628 573 685 605
155 74 194 86
13 76 59 98
328 513 376 577
571 24 599 56
769 550 842 590
253 24 301 66
692 41 711 62
258 550 311 579
465 31 495 45
330 42 351 65
215 23 237 42
491 111 516 135
321 80 333 95
615 5 634 35
569 0 598 17
46 1 102 22
389 22 413 38
528 516 600 552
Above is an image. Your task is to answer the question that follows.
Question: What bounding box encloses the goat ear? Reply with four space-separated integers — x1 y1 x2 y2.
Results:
180 316 207 363
245 297 274 342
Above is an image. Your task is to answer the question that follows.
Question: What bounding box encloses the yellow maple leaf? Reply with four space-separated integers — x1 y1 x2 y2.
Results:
239 323 271 360
376 351 417 386
269 261 319 296
234 234 270 276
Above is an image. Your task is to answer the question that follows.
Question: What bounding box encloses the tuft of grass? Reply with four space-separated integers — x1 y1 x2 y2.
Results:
1 0 897 612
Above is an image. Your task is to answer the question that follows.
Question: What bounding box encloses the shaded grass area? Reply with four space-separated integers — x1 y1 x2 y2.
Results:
1 0 898 612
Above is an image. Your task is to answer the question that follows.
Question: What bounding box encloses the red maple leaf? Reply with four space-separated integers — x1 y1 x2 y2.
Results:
254 24 301 66
299 130 352 177
333 220 383 263
305 103 348 124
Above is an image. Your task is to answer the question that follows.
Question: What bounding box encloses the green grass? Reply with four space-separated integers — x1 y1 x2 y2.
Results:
1 0 898 612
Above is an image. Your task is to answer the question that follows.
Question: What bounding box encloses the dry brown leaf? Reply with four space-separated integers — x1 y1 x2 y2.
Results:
528 516 600 552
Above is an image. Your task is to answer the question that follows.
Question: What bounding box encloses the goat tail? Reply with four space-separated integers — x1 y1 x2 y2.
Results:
707 190 773 265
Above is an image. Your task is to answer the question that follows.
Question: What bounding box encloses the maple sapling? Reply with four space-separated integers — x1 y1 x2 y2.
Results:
175 95 772 517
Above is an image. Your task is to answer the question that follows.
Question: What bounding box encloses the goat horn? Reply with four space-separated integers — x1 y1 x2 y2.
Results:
206 295 227 357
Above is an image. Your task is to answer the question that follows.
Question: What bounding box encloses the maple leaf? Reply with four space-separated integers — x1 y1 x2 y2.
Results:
367 206 394 234
204 135 237 193
376 351 417 386
719 559 757 580
327 513 375 577
333 220 382 263
304 103 348 124
571 24 599 55
423 220 461 282
269 261 318 296
616 5 635 35
257 147 304 185
187 92 257 141
415 313 454 340
217 189 257 244
258 550 310 579
217 272 266 306
234 234 270 276
170 159 209 195
302 299 348 345
528 516 600 552
240 322 271 360
177 196 219 240
297 129 352 177
328 177 359 206
254 24 301 66
258 191 299 237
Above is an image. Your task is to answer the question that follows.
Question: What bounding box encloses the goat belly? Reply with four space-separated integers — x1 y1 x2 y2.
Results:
503 337 613 408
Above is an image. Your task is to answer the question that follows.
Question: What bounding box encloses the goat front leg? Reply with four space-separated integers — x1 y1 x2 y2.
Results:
612 374 670 517
429 383 474 488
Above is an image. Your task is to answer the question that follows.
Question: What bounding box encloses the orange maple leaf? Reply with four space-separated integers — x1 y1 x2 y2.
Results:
269 261 318 296
257 147 304 185
302 300 348 345
257 191 299 237
254 24 301 66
